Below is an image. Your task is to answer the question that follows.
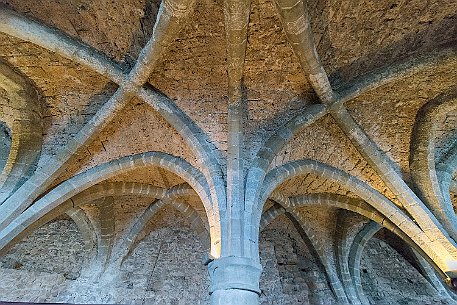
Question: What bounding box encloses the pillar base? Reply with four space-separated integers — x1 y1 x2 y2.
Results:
210 289 259 305
208 256 262 305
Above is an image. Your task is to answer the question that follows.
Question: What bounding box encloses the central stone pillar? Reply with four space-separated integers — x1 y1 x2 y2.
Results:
208 256 262 305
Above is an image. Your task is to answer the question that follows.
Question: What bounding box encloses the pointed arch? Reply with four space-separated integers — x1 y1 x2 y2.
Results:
256 159 457 277
348 221 381 304
113 183 208 265
410 88 457 240
0 152 220 257
0 60 43 204
259 202 348 303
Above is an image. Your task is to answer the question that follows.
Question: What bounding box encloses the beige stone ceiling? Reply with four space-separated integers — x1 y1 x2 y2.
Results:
0 0 455 203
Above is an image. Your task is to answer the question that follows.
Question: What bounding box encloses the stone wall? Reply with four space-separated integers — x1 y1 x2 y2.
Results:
0 207 210 305
0 268 67 303
360 237 451 305
1 217 87 279
0 218 85 302
259 215 337 305
0 208 454 305
57 227 210 305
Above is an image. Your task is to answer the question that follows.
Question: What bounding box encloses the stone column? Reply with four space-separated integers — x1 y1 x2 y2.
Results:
208 256 262 305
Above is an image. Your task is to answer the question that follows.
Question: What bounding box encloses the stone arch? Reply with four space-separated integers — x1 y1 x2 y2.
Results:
348 221 382 304
0 180 209 281
0 60 43 204
410 88 457 240
0 206 97 276
336 47 457 106
0 152 220 257
0 181 207 254
260 203 286 231
245 47 457 233
114 184 209 265
284 191 457 300
120 200 208 258
0 7 226 237
437 143 457 234
349 222 456 304
263 192 456 304
69 182 209 264
0 182 165 256
256 159 457 276
260 204 329 284
65 207 98 259
245 105 327 213
115 205 210 305
333 210 364 305
285 192 451 280
287 209 349 304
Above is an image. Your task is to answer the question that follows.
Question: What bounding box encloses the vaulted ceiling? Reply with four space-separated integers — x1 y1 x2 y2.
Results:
0 0 456 291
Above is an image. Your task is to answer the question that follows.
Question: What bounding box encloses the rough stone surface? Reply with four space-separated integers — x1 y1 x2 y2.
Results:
0 207 455 304
0 209 209 305
360 237 451 305
1 218 87 279
0 0 456 304
347 59 457 177
260 215 337 305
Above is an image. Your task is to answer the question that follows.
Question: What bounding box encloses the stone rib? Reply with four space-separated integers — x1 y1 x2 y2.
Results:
273 0 335 103
410 89 457 240
0 0 201 232
0 5 125 83
330 106 457 261
260 159 456 275
0 61 43 205
0 152 216 255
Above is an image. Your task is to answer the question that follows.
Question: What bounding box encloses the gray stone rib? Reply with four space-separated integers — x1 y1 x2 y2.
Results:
243 104 326 259
259 203 285 231
268 0 457 280
287 209 349 304
336 48 457 107
259 159 454 273
114 192 209 265
0 0 206 233
65 207 97 256
348 221 380 305
330 106 457 258
410 248 457 300
97 196 115 271
334 212 363 305
222 0 252 258
138 88 226 227
0 5 125 83
1 6 226 212
0 62 43 205
0 152 214 254
410 89 457 241
273 0 335 103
